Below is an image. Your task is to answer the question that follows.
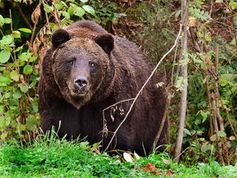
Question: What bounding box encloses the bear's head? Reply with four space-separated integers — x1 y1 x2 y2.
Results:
48 29 114 109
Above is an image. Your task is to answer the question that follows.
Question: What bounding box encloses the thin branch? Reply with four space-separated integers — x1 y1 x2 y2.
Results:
103 98 135 113
103 24 183 152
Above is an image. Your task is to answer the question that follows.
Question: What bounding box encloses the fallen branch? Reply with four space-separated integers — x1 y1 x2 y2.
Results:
103 24 183 152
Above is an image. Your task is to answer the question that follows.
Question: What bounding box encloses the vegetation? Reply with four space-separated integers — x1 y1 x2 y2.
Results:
0 133 237 177
0 0 237 175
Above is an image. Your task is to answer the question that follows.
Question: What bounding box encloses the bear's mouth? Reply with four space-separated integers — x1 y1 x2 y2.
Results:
70 89 88 97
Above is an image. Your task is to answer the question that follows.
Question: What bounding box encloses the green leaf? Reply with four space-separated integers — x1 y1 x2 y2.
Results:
18 52 31 61
210 134 217 142
62 11 70 19
229 2 237 10
217 131 226 138
18 83 29 93
29 55 37 62
0 76 12 86
0 106 3 113
13 90 22 99
200 110 209 123
0 49 11 63
201 144 212 152
55 1 67 10
82 5 95 15
31 100 38 113
0 35 14 45
43 4 54 13
15 46 23 52
0 132 8 140
184 128 192 136
74 7 85 17
26 116 38 130
4 18 12 24
10 70 20 81
23 65 33 75
80 0 88 3
12 31 21 38
0 15 4 27
18 28 32 34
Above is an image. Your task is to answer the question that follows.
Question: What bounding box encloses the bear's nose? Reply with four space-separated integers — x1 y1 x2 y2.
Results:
74 77 88 91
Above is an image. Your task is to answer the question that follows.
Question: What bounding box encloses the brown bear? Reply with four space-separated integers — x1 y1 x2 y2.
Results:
39 20 167 155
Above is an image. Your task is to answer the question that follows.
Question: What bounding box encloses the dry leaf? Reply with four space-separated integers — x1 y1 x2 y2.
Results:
142 163 161 175
133 152 140 160
31 3 41 24
163 159 171 165
166 170 174 177
123 152 133 162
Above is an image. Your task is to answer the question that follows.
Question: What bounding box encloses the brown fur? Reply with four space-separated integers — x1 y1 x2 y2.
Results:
39 20 167 155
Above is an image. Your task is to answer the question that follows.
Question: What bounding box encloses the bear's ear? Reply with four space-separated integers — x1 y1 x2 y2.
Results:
95 34 114 55
52 29 70 48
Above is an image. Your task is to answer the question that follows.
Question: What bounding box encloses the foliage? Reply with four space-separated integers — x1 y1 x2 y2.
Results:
0 15 39 141
0 135 237 177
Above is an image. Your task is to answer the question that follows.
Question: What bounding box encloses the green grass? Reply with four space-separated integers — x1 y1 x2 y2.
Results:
0 135 237 178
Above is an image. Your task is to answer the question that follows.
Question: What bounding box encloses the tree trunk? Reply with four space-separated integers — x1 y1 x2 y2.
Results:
174 0 189 162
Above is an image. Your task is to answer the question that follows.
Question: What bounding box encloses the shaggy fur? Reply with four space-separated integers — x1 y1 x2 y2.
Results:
39 20 167 155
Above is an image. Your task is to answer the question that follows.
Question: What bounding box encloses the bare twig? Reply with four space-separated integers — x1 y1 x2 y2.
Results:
9 9 17 62
102 98 135 138
103 24 183 152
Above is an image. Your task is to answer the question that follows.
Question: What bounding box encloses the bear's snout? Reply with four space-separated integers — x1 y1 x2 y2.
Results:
74 76 88 92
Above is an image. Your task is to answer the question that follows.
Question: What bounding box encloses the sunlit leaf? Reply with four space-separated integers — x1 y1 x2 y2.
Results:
23 65 33 75
18 28 32 34
13 90 22 99
43 4 54 13
74 7 85 17
0 35 14 45
18 83 29 93
12 31 21 38
80 0 88 3
19 52 31 61
4 18 12 24
82 5 95 15
10 70 20 81
0 15 4 27
0 76 12 86
229 1 237 10
217 131 226 138
0 49 11 63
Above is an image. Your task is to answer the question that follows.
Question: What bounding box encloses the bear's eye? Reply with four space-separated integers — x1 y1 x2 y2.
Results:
67 58 76 66
89 61 96 68
89 61 98 73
